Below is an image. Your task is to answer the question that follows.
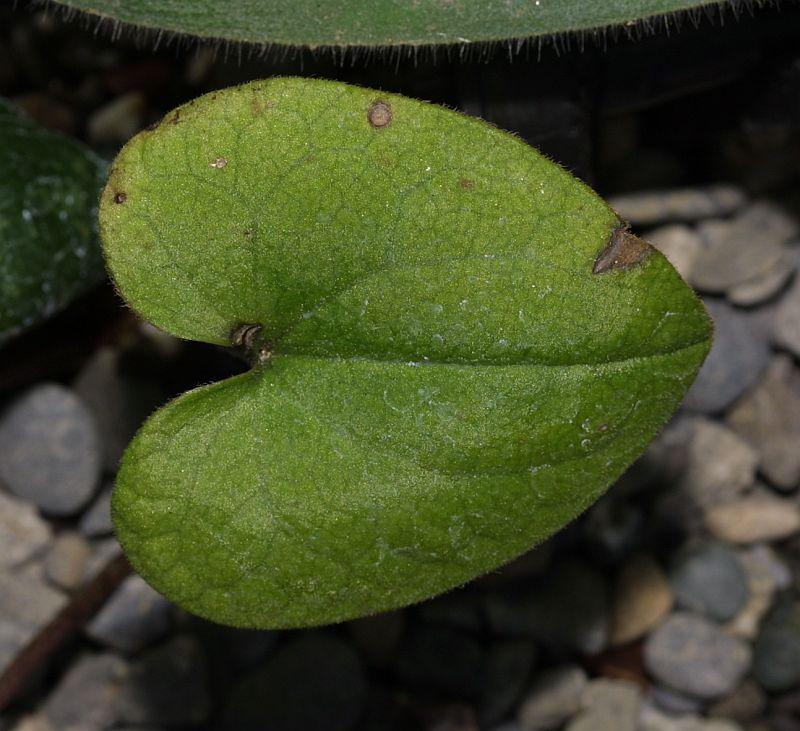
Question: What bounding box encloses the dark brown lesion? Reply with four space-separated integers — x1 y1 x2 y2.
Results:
230 323 262 349
593 225 653 274
368 101 393 129
230 324 273 367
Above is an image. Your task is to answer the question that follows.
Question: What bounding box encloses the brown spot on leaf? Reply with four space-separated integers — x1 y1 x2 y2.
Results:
113 192 127 204
210 157 228 169
230 323 262 349
459 178 475 190
593 227 653 274
170 110 181 125
368 101 393 129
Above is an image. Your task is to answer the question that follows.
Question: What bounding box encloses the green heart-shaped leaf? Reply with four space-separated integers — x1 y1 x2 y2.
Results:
55 0 726 47
1 99 106 344
102 77 711 628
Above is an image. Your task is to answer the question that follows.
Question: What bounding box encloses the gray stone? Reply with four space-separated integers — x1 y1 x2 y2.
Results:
608 185 745 226
728 248 796 305
752 599 800 692
0 490 52 569
223 633 366 731
0 568 66 672
727 355 800 490
78 485 113 537
639 705 744 731
726 544 786 640
644 612 752 699
705 492 800 544
517 665 587 731
395 625 484 697
774 273 800 357
43 653 127 730
479 640 536 726
115 635 211 726
708 679 767 723
565 679 641 731
73 347 162 473
487 558 608 654
692 202 797 294
82 536 123 583
650 685 705 715
0 384 100 515
610 553 673 647
678 418 758 509
684 300 771 414
670 543 749 622
647 224 703 280
45 532 91 590
86 574 172 653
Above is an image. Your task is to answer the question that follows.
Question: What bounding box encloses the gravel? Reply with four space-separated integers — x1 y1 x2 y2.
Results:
0 384 101 515
644 612 752 699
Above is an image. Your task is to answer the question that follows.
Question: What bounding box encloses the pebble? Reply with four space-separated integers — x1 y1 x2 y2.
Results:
78 484 114 537
608 185 745 226
650 685 706 715
42 653 127 730
678 418 758 509
727 355 800 490
0 568 66 673
639 705 744 731
223 633 367 731
708 679 767 723
486 558 609 654
705 492 800 544
727 248 795 305
683 300 771 413
752 599 800 692
670 542 748 622
0 490 52 569
644 612 752 699
45 532 91 591
610 554 673 646
517 665 587 731
726 545 787 639
86 574 172 653
73 347 162 473
480 640 537 726
115 635 211 726
0 384 101 516
395 625 485 697
647 224 703 280
774 274 800 357
10 715 54 731
564 678 641 731
87 91 146 145
691 202 797 294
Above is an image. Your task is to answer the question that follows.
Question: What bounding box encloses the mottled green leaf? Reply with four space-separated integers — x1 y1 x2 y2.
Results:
0 99 106 344
102 77 711 628
55 0 728 47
